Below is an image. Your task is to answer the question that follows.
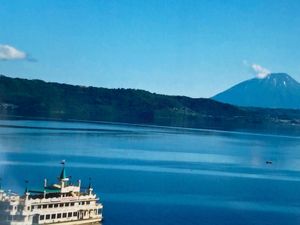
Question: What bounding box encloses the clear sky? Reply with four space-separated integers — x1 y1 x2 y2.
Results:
1 0 300 97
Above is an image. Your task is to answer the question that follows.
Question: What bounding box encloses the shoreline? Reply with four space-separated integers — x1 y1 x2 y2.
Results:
1 115 300 139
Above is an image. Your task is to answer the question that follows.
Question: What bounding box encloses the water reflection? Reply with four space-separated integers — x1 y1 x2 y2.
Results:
1 120 300 225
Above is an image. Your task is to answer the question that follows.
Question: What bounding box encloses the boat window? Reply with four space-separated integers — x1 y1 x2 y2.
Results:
71 202 74 206
49 204 53 208
46 215 50 220
51 214 56 219
57 213 61 219
68 212 72 217
63 213 67 218
38 205 41 209
43 205 47 209
73 212 78 217
60 203 63 207
40 215 44 220
54 204 58 208
65 203 69 207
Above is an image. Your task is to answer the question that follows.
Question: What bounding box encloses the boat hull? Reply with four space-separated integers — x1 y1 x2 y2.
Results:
0 217 102 225
40 217 102 225
39 217 102 225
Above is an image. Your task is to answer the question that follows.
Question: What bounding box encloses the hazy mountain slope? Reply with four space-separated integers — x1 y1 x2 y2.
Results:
213 73 300 109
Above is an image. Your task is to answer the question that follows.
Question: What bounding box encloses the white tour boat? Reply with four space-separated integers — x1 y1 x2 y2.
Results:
0 162 103 225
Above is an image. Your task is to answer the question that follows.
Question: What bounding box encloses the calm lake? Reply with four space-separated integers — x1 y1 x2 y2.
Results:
1 120 300 225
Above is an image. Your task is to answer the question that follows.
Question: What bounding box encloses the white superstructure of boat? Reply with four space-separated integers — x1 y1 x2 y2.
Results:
0 162 103 225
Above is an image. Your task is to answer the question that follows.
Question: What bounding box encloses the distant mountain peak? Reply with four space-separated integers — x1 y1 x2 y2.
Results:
256 73 299 88
264 73 296 80
265 72 289 77
212 73 300 109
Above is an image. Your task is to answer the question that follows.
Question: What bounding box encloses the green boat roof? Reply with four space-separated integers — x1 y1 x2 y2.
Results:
60 167 67 180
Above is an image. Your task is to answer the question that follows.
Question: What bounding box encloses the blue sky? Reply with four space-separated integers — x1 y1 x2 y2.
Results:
1 0 300 97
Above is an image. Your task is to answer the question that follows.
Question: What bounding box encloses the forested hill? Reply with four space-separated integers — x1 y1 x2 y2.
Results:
1 75 300 134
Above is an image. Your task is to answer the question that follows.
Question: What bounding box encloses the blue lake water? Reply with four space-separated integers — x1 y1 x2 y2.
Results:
1 120 300 225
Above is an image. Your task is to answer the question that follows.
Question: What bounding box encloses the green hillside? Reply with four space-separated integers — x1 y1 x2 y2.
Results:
1 75 300 134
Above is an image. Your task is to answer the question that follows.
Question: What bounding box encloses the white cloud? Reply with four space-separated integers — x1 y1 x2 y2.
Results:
251 64 270 79
0 44 27 60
